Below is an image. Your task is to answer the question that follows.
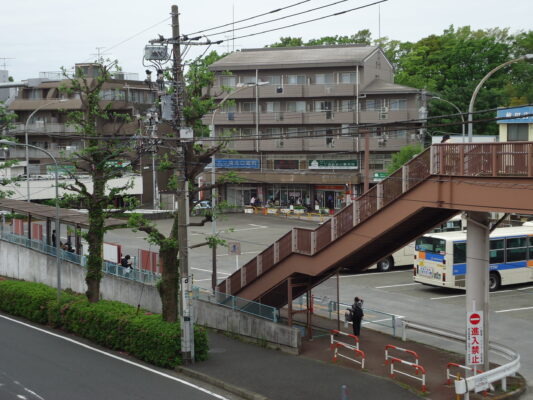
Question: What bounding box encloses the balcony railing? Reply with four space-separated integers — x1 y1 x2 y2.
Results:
10 123 78 134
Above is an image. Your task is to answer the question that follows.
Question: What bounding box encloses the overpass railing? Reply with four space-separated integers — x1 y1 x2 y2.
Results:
218 142 533 296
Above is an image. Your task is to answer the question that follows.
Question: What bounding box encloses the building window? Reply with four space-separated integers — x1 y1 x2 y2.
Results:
261 102 281 113
339 72 357 84
315 73 334 84
390 99 407 110
240 76 256 85
339 100 356 112
286 101 306 112
287 75 306 85
287 127 300 137
365 99 377 111
220 75 237 87
507 124 528 141
241 128 254 137
262 75 281 85
27 89 43 100
314 101 332 112
241 102 256 112
221 103 237 113
264 128 282 136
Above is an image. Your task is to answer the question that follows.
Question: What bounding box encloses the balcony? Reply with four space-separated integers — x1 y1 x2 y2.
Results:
11 122 79 135
204 84 360 99
206 112 304 126
7 146 81 159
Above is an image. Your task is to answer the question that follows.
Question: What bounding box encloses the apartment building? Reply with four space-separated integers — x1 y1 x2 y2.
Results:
1 63 162 202
202 45 425 209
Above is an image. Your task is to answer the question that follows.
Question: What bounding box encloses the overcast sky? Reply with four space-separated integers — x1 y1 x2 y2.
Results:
1 0 531 81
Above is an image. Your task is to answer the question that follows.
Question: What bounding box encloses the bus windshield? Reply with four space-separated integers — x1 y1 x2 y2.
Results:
416 237 446 253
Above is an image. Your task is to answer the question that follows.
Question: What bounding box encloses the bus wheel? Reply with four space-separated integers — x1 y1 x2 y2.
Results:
377 256 394 272
489 272 501 292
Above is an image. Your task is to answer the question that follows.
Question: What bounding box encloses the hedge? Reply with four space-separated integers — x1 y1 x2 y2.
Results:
0 280 208 368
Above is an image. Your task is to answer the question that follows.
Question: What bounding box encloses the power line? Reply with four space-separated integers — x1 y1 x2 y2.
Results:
206 0 355 38
185 0 311 35
220 0 388 43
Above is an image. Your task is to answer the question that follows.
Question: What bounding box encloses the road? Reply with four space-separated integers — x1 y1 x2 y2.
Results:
0 313 239 400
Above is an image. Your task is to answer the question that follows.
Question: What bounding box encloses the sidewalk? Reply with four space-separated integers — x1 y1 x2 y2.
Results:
180 315 525 400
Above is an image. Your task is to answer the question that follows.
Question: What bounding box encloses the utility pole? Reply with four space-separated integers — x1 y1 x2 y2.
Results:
171 4 194 365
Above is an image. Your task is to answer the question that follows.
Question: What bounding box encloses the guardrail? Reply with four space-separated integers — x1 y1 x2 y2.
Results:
0 231 160 285
402 320 520 397
294 294 400 335
193 286 278 323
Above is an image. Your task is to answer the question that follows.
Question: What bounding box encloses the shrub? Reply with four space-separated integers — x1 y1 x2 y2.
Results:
0 280 209 368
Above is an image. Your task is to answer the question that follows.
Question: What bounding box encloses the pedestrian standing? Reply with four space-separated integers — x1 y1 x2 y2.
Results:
350 297 364 337
250 196 256 207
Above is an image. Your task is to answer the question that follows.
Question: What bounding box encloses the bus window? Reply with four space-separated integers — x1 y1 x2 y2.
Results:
453 242 466 264
490 239 505 264
506 237 527 262
416 237 445 253
529 237 533 260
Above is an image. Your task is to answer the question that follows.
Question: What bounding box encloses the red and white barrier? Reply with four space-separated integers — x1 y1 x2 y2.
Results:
330 329 359 350
390 357 427 393
332 343 365 369
446 362 492 396
385 344 419 365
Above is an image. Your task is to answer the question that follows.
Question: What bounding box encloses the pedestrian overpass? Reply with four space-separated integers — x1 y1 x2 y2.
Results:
216 142 533 312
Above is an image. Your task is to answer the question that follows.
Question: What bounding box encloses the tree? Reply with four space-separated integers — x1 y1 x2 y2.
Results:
59 61 138 302
129 50 241 322
387 144 423 175
0 101 19 199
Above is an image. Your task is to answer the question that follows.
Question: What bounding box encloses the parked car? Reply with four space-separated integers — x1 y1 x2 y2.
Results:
192 201 211 216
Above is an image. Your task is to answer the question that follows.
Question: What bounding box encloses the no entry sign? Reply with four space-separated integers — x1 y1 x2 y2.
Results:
466 311 484 365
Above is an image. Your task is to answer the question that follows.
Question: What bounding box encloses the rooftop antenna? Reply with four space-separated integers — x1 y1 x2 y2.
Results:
91 47 110 61
0 57 15 70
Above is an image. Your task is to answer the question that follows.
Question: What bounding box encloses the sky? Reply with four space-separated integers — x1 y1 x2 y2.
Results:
1 0 531 81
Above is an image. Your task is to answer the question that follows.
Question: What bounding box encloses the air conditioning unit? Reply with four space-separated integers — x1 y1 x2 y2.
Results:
381 106 389 113
277 139 284 148
276 112 284 121
144 45 168 61
276 87 283 93
379 112 388 120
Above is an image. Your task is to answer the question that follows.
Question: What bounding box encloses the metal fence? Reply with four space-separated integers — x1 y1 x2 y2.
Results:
193 286 278 323
0 231 160 285
294 294 400 336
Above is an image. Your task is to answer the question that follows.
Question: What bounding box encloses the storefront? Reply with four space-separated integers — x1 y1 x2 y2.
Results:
314 185 348 210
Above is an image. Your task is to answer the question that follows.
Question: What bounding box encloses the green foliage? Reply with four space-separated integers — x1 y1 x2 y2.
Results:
0 280 209 367
387 144 424 175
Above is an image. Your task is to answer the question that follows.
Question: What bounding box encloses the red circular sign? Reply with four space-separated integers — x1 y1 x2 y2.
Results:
470 313 481 325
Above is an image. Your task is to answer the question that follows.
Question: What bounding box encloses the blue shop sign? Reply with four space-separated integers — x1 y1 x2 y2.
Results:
497 106 533 124
216 159 260 169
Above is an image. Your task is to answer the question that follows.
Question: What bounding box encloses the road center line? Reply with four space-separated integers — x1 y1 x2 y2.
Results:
0 314 230 400
431 289 516 300
495 306 533 313
375 283 419 289
340 270 410 278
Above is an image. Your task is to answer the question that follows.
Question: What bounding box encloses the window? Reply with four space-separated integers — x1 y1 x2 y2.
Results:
241 102 256 112
453 242 466 264
99 89 125 100
315 73 334 84
261 102 280 113
287 75 305 85
365 99 377 111
240 76 256 85
339 72 357 84
339 100 356 112
264 127 282 136
415 237 446 253
286 101 306 112
506 236 527 262
27 89 43 100
130 90 141 103
220 75 236 87
507 124 528 141
287 128 300 137
490 239 505 264
529 236 533 260
390 99 407 110
314 101 332 112
262 75 281 85
241 128 254 137
221 103 236 113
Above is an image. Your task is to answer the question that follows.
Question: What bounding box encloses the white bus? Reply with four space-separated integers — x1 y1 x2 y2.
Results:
413 226 533 291
375 215 465 272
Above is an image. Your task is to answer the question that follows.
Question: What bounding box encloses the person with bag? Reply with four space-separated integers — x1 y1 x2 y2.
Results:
349 296 364 337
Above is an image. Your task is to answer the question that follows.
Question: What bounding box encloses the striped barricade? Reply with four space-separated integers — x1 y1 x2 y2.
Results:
330 329 359 350
332 342 365 369
389 357 427 393
446 362 493 396
384 344 419 365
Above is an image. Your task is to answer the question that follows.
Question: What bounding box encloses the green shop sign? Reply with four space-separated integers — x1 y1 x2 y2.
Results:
308 160 358 170
373 172 388 182
46 165 76 175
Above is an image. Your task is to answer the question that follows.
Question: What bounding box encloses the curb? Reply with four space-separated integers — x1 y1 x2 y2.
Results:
175 366 269 400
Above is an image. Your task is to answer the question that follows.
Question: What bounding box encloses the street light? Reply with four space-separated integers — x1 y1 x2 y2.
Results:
24 99 68 202
467 54 533 142
209 82 268 291
0 139 61 299
431 97 465 142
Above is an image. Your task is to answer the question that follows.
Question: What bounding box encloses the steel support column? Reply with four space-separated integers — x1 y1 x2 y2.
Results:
466 211 490 373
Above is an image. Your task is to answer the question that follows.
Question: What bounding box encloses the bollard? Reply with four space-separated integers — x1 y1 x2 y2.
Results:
340 384 348 400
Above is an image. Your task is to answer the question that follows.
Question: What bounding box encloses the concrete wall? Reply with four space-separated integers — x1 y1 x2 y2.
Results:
0 239 301 351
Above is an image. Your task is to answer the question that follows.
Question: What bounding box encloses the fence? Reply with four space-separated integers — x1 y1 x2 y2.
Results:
0 231 160 285
193 286 278 323
293 294 400 335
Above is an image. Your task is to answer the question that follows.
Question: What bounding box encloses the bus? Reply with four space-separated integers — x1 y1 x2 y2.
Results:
375 215 465 272
413 226 533 291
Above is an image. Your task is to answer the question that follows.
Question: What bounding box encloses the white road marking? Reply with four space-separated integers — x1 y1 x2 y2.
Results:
24 388 45 400
192 267 230 276
430 289 516 300
495 306 533 313
375 283 420 289
0 315 230 400
340 270 410 278
217 251 259 257
517 286 533 291
193 279 212 282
